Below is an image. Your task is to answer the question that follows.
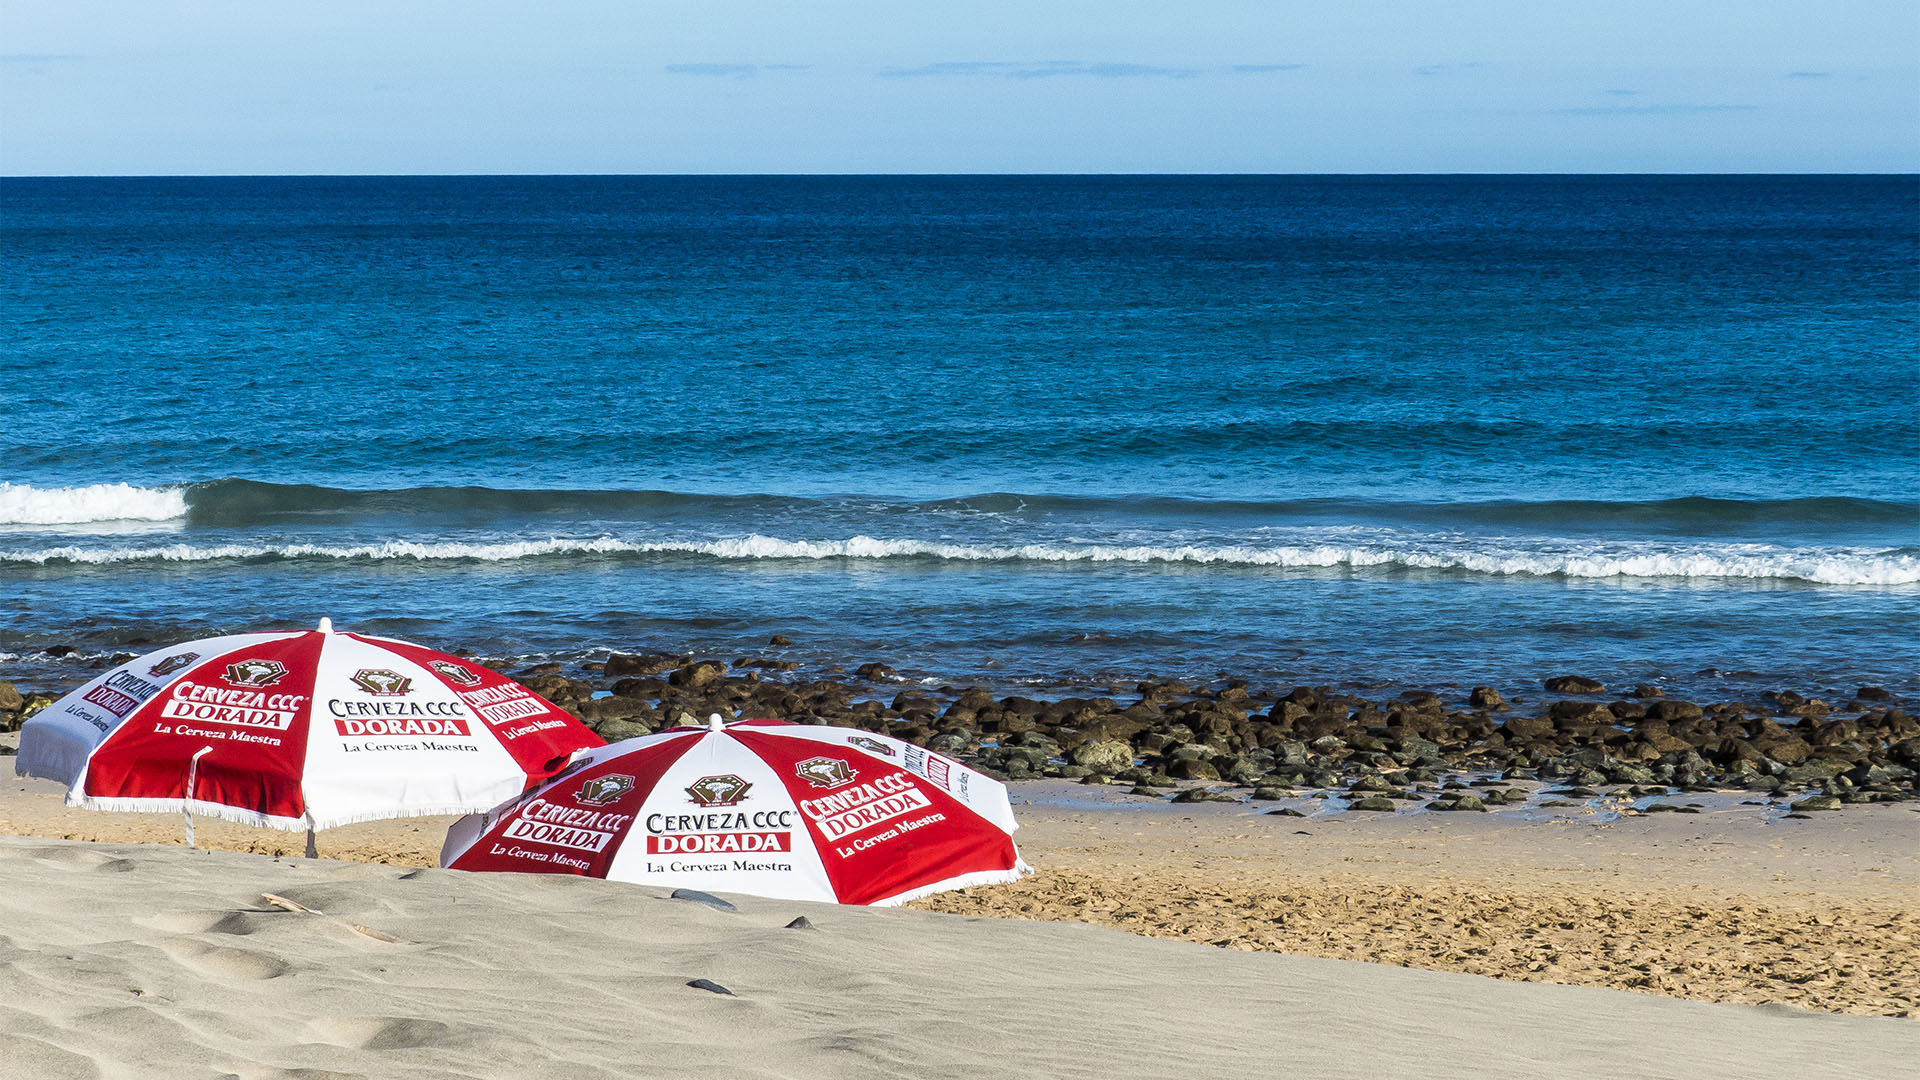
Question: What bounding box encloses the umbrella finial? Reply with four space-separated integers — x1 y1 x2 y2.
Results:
317 617 333 634
707 713 725 731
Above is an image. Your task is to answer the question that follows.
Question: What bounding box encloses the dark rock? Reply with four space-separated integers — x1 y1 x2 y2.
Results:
687 979 734 996
1266 807 1307 817
1791 794 1842 811
603 653 681 678
1545 676 1605 694
1855 686 1893 702
1469 686 1504 709
1500 715 1555 742
669 889 738 911
784 916 815 930
1129 785 1162 796
0 681 23 713
1171 787 1238 803
1645 700 1704 722
769 634 793 646
854 662 897 681
1167 758 1221 781
1250 785 1292 800
668 661 728 691
592 718 654 743
1347 796 1396 812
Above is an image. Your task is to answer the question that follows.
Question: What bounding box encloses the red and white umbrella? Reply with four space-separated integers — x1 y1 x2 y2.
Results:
15 619 602 835
441 716 1030 906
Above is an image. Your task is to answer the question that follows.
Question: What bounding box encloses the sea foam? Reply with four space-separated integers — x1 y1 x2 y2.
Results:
0 482 189 525
4 533 1915 586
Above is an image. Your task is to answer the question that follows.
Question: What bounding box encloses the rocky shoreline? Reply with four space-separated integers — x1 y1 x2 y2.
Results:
6 646 1914 815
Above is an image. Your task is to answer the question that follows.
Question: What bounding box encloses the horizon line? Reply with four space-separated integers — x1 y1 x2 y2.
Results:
5 170 1916 180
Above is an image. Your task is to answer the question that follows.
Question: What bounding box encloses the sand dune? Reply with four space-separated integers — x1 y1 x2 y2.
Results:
0 835 1912 1080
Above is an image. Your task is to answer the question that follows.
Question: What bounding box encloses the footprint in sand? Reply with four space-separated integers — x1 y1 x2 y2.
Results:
0 1034 101 1080
6 846 138 873
158 939 292 981
307 1017 475 1051
143 910 270 937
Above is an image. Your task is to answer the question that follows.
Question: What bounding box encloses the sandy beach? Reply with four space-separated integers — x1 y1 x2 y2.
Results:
4 729 1917 1077
2 832 1914 1080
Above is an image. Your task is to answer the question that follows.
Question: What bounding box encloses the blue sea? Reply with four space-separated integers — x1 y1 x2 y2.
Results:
2 176 1915 700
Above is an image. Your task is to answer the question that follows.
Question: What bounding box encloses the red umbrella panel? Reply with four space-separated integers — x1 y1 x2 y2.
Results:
442 717 1030 906
15 620 603 831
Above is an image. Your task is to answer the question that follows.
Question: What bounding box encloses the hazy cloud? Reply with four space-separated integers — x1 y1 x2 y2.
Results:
1604 89 1638 96
0 53 85 63
1230 64 1305 74
880 61 1201 79
1788 71 1831 78
1415 62 1484 76
1549 103 1759 116
665 63 809 78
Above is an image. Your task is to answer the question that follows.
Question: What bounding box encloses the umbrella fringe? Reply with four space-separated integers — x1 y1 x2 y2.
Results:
63 795 504 834
67 795 306 833
868 858 1036 908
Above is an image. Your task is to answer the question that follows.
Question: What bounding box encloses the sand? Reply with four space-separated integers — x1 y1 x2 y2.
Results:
4 741 1917 1076
914 782 1920 1018
1 835 1913 1080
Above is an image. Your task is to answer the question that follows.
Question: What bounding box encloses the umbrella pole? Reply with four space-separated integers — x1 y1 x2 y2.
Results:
305 825 318 859
182 745 213 849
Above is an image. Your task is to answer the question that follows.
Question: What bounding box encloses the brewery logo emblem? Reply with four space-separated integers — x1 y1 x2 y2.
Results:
148 652 200 678
848 736 896 757
686 774 751 807
429 659 484 686
795 756 858 790
575 774 636 806
223 658 289 688
351 668 413 696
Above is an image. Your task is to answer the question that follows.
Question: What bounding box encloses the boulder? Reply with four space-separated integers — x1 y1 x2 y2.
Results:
668 661 728 691
1500 715 1555 743
1170 788 1238 804
1167 758 1220 781
1544 675 1605 694
1468 686 1504 708
1070 740 1135 774
1645 700 1704 722
603 653 681 678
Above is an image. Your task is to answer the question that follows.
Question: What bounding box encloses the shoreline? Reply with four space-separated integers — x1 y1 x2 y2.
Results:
9 649 1912 818
5 650 1915 1021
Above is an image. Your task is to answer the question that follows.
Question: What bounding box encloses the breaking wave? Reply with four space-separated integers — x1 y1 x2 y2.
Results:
5 534 1915 585
0 482 190 525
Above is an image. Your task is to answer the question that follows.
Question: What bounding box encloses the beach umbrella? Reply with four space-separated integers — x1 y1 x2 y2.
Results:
14 619 602 850
441 716 1029 906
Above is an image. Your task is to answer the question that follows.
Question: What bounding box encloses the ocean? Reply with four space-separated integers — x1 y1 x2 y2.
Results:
2 175 1915 700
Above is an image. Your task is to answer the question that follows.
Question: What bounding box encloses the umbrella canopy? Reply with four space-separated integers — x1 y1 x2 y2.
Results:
15 619 602 831
442 716 1029 906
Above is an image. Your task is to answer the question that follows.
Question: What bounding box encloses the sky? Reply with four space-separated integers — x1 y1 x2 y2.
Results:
2 1 1915 174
